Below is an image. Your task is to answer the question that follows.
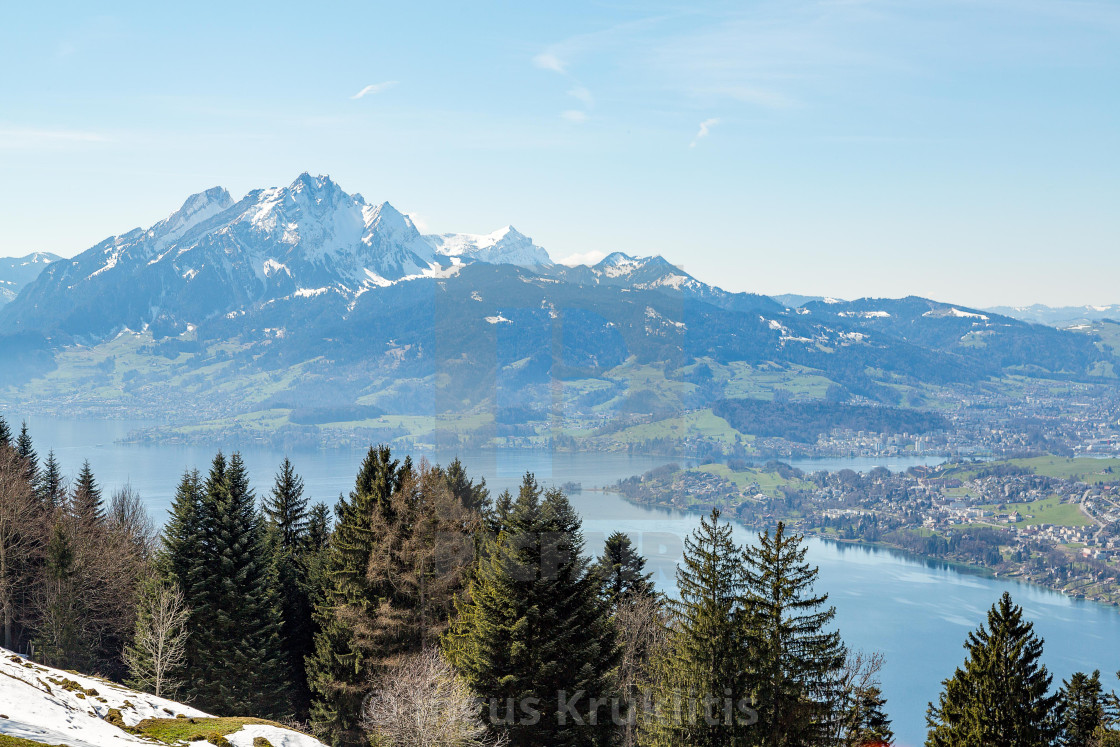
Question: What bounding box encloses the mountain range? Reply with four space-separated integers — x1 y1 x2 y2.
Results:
0 174 1116 440
0 252 61 307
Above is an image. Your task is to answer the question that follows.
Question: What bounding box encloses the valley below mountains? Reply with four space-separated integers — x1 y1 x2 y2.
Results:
1 173 1118 459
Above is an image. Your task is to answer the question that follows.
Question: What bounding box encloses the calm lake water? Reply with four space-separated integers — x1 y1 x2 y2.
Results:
15 416 1120 746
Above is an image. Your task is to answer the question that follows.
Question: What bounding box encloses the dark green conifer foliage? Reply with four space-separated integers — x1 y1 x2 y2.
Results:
0 415 11 447
1057 670 1106 747
926 591 1058 747
743 521 846 747
264 458 315 720
162 469 204 595
443 456 490 513
40 450 66 511
306 502 332 551
307 445 406 746
642 509 751 747
70 460 104 527
16 422 39 491
265 458 310 546
846 686 894 746
445 474 618 747
166 453 287 718
36 521 81 668
594 531 657 609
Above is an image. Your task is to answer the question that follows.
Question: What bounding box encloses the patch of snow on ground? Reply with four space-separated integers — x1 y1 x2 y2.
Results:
226 724 327 747
0 648 329 747
0 648 208 747
486 315 511 324
839 310 890 318
924 307 989 320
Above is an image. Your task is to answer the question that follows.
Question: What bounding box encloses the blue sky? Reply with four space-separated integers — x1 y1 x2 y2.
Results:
1 0 1117 306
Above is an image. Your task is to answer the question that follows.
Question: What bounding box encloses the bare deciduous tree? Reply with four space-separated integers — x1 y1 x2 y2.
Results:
108 484 158 560
614 594 668 747
362 648 507 747
0 444 41 650
124 580 190 698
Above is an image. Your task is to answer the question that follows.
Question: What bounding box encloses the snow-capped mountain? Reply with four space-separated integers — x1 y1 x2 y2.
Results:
0 647 325 747
0 252 61 307
424 225 552 267
986 303 1120 327
0 174 552 339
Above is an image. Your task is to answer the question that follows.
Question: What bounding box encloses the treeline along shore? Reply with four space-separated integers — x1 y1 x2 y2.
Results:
1 414 1118 746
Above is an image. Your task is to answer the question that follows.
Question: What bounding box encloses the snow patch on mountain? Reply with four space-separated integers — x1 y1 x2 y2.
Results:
425 225 551 267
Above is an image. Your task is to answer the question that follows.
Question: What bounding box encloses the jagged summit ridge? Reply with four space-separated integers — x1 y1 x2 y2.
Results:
0 174 564 338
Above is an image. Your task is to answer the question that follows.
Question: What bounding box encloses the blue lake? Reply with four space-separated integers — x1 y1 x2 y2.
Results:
15 416 1120 746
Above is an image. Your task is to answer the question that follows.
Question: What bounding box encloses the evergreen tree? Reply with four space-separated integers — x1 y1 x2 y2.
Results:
594 531 657 609
168 453 287 717
445 474 617 747
306 502 332 551
36 521 81 668
307 445 407 746
641 509 751 747
70 460 104 527
264 458 315 719
443 456 490 513
0 415 13 448
1057 670 1106 747
265 458 310 547
161 469 204 602
39 451 66 511
845 686 893 746
926 591 1058 747
743 521 846 747
16 422 39 492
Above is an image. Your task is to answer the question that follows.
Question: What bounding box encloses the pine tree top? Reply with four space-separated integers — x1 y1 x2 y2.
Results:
265 457 309 551
71 459 105 526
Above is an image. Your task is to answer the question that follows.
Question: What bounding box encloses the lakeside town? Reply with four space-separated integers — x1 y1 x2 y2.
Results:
613 455 1120 606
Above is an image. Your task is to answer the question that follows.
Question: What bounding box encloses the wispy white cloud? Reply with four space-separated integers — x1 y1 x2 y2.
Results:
567 86 595 108
405 212 430 233
0 127 108 149
689 118 721 148
562 110 589 124
350 81 398 99
533 52 567 73
558 250 607 266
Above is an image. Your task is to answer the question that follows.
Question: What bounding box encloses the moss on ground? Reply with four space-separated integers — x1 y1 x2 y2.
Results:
130 717 286 744
0 736 65 747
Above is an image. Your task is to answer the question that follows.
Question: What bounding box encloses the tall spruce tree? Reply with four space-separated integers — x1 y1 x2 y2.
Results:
0 415 11 447
594 531 657 610
845 686 893 746
36 520 81 668
445 474 617 747
306 502 332 551
307 445 407 746
16 422 39 493
743 521 846 747
1057 670 1106 747
641 509 752 747
926 592 1058 747
264 458 315 720
39 451 66 512
70 460 104 527
443 456 490 513
167 453 287 717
